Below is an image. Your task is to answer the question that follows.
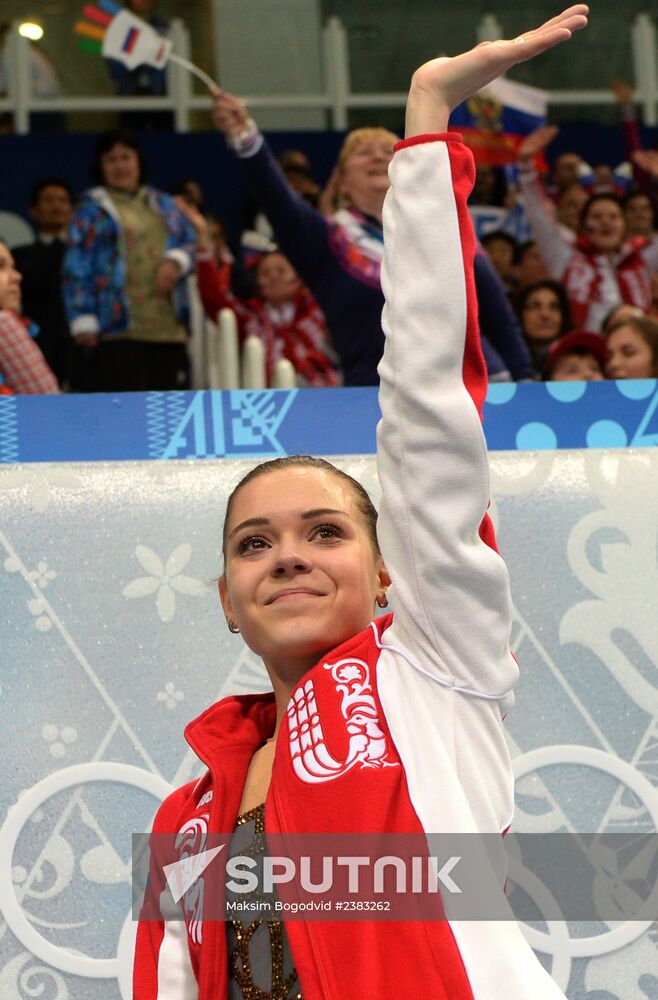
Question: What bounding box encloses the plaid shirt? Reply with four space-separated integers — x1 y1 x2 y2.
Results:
0 310 60 394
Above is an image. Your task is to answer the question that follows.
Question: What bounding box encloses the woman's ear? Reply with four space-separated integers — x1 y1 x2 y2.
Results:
218 575 233 622
376 561 392 607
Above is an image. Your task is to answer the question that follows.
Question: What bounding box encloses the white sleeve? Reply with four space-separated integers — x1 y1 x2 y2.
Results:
376 134 518 699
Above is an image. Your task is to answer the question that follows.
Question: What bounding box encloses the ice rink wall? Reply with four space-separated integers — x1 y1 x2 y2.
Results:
1 380 658 999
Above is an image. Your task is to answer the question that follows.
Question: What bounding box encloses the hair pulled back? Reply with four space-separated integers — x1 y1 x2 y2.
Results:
221 455 379 566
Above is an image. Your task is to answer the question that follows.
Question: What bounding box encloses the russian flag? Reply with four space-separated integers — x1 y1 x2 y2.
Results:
450 77 548 166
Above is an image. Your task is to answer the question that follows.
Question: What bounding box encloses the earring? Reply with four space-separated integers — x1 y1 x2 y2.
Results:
227 619 240 634
376 594 389 609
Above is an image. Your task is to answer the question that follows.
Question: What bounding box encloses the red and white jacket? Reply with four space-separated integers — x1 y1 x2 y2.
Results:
134 135 567 1000
519 163 658 331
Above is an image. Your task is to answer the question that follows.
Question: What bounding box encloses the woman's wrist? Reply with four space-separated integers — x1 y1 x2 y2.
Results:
405 81 450 139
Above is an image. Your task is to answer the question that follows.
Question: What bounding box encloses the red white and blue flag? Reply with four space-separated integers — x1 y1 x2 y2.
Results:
450 77 548 166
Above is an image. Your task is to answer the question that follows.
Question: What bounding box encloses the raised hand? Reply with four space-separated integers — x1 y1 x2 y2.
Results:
631 149 658 179
518 124 560 163
210 87 251 137
405 5 588 137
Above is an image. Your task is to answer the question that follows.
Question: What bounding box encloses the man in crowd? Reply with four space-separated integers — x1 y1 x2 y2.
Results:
13 178 74 387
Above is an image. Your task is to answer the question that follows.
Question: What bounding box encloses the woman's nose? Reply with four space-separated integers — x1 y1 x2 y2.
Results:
272 548 312 576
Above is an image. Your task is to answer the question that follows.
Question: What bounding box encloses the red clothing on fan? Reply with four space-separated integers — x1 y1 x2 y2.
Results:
519 162 658 330
196 252 339 387
0 309 60 394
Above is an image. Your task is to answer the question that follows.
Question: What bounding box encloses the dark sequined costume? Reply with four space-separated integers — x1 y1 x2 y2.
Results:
227 804 303 1000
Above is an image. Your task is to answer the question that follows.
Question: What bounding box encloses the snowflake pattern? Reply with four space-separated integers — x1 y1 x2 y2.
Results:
27 596 53 632
41 724 78 759
122 543 207 622
156 681 185 710
28 561 57 589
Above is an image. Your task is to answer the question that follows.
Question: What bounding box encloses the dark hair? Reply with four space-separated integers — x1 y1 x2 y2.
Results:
623 189 658 229
91 129 147 186
512 240 537 266
580 192 624 231
30 177 73 207
514 280 572 336
481 231 517 254
605 315 658 372
221 456 380 566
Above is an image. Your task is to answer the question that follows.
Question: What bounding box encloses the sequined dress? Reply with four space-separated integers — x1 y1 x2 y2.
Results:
227 803 303 1000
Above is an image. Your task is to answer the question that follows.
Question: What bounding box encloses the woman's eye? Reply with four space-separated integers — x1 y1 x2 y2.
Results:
311 523 343 541
237 535 268 554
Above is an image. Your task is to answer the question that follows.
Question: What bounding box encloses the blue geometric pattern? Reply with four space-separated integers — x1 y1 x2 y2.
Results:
2 381 658 463
0 396 18 463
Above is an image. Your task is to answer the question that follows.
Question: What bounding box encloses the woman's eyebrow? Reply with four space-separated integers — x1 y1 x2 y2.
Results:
300 508 351 520
227 517 270 540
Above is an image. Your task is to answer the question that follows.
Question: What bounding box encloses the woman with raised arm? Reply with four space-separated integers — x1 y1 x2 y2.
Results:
517 124 658 331
134 8 588 999
211 82 535 384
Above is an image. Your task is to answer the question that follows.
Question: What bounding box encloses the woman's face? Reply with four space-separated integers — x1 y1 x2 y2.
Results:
0 243 22 312
100 143 141 192
606 324 656 379
339 140 393 210
582 199 626 253
624 194 655 238
256 253 300 306
220 467 388 675
521 287 563 343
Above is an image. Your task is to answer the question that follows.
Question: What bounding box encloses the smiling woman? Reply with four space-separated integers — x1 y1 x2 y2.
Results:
134 8 590 1000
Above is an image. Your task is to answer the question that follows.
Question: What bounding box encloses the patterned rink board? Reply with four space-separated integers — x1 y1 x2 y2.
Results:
0 398 657 997
1 380 658 464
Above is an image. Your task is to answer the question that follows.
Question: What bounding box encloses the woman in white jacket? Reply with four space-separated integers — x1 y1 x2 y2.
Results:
134 8 589 999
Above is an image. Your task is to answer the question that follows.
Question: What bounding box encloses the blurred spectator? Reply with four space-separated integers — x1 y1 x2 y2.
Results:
172 179 205 211
547 148 586 202
63 129 195 392
0 22 62 99
278 150 320 207
543 329 606 382
0 21 63 132
518 127 658 331
556 183 589 241
602 302 646 333
650 273 658 320
180 197 338 387
605 315 658 379
515 279 571 375
467 164 530 243
107 0 172 130
513 241 549 289
0 239 59 393
176 199 253 299
212 89 534 384
13 178 74 387
623 191 657 239
612 79 652 192
481 231 517 290
243 149 322 253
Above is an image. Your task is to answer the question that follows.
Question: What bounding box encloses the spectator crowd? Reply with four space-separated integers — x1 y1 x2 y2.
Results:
1 79 658 395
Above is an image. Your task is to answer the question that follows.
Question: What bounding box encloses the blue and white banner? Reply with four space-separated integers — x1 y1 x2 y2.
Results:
1 381 657 464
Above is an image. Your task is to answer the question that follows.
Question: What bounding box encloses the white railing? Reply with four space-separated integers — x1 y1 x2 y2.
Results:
200 304 296 391
1 13 656 132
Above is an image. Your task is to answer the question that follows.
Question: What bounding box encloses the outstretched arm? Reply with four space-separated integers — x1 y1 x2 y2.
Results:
377 6 588 696
516 125 574 278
